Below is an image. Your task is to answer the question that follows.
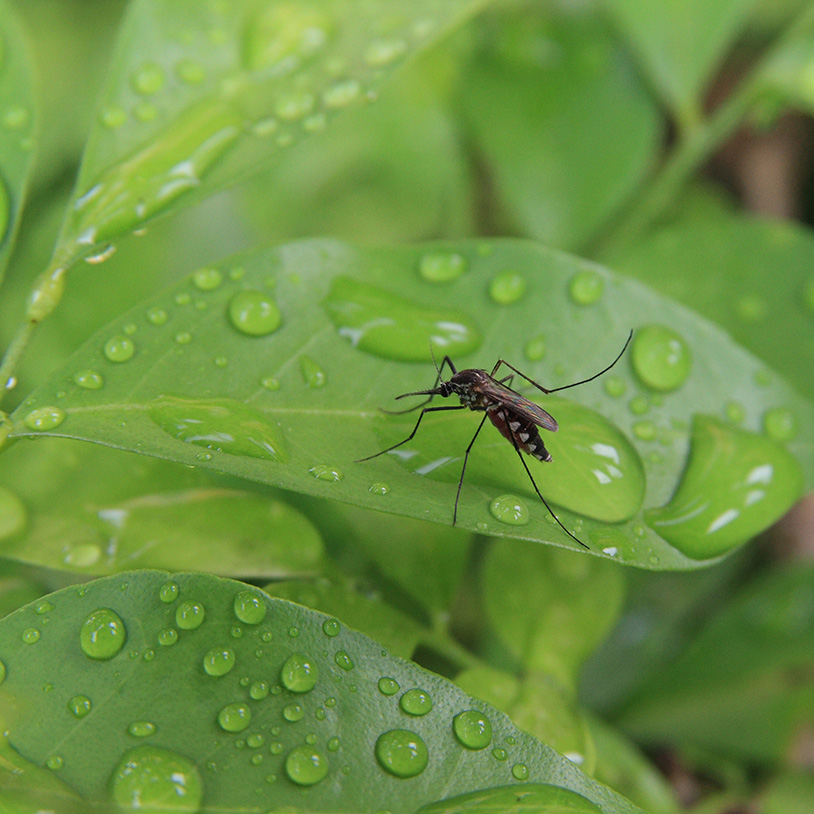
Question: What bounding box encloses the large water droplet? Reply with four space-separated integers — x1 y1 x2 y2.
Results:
418 252 467 284
283 702 304 722
233 590 267 625
68 695 92 718
228 290 282 336
159 582 179 603
511 763 529 780
631 325 691 392
378 677 400 696
128 720 157 738
23 406 65 431
285 745 329 786
489 494 530 526
203 646 235 676
175 600 205 630
80 608 126 660
324 276 481 361
218 702 251 732
375 729 428 778
104 335 135 363
399 688 432 716
452 710 492 750
646 415 803 558
299 356 326 388
281 653 319 693
148 395 286 462
111 745 203 811
309 464 343 482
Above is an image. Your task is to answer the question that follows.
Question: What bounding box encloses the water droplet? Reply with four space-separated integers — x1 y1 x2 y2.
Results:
159 582 179 603
646 415 803 558
131 62 165 95
244 5 330 71
375 730 428 778
101 106 127 128
234 590 267 625
228 290 282 336
399 688 432 716
218 702 251 732
147 307 168 326
323 78 361 109
369 481 390 495
736 294 766 323
250 680 269 700
763 407 797 442
23 406 65 432
175 292 192 306
324 276 481 361
322 619 340 637
418 252 467 284
46 755 63 770
275 91 315 121
288 627 299 638
63 542 102 568
378 677 400 696
281 653 319 693
492 747 507 761
192 267 222 291
73 369 104 390
148 395 286 462
283 703 304 722
175 331 192 345
452 710 493 750
176 600 205 630
523 335 546 362
111 745 202 811
203 646 235 676
569 270 604 305
299 356 326 388
604 376 626 398
158 628 178 646
631 325 691 392
246 734 265 749
489 271 526 305
327 737 340 752
309 464 343 482
104 335 135 363
68 695 91 718
633 420 657 441
176 59 205 84
629 395 649 415
489 494 530 526
364 38 407 66
128 721 156 738
3 105 29 129
80 608 126 660
334 651 353 671
512 763 529 780
285 745 328 786
22 627 40 644
84 243 117 264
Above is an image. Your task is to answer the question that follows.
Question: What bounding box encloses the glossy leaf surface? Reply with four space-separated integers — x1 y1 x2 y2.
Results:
0 570 642 813
8 239 812 570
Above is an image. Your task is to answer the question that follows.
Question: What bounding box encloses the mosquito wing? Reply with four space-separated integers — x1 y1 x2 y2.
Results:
482 378 559 432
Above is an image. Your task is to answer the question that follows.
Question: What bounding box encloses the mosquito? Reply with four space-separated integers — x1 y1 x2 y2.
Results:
357 331 633 549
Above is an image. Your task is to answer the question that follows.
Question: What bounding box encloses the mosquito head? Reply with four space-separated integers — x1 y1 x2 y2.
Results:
395 380 452 401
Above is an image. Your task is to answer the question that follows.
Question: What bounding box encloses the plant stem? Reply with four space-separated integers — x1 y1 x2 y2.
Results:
0 321 36 406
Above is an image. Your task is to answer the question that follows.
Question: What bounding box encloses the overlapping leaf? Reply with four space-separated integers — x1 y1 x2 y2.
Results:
7 239 812 570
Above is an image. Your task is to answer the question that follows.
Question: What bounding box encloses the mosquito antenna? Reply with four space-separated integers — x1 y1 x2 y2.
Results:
547 330 633 394
429 342 441 377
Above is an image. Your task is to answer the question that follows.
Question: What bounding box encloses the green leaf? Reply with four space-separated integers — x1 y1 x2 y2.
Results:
482 542 625 687
610 213 814 401
602 0 757 125
264 576 423 659
460 2 660 250
0 438 322 577
617 562 814 764
0 570 643 813
53 0 486 268
0 0 38 286
8 239 812 570
416 783 606 813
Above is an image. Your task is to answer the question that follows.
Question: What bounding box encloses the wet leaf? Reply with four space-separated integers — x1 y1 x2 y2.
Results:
0 0 38 286
417 783 606 813
0 570 642 813
8 239 813 570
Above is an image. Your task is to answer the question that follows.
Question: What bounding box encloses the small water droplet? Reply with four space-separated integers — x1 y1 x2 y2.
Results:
283 703 304 722
158 628 178 647
68 695 91 718
203 646 235 676
159 582 179 603
234 590 267 625
327 736 340 752
453 710 492 750
63 542 102 568
523 335 546 362
399 688 432 716
629 395 650 415
285 745 329 786
176 600 205 630
101 106 127 128
261 376 280 390
3 105 29 129
104 335 135 363
46 755 63 771
334 650 353 671
322 619 340 637
175 292 192 306
725 401 745 424
84 244 117 264
22 627 40 644
569 270 604 305
604 376 626 398
281 653 319 693
23 406 65 432
364 38 407 67
176 59 206 84
250 680 269 700
275 91 315 121
763 407 797 442
633 420 657 441
111 745 202 811
378 677 400 696
128 721 156 738
131 62 165 95
322 78 361 108
213 355 228 367
492 747 507 761
192 267 222 291
631 325 691 392
735 294 766 323
418 252 467 284
146 307 169 325
218 702 251 732
309 464 343 482
73 369 104 390
375 729 428 778
80 608 126 660
489 494 530 526
489 271 526 305
228 290 282 336
134 102 158 122
174 331 192 345
369 481 390 495
512 763 529 780
247 734 265 749
299 356 327 388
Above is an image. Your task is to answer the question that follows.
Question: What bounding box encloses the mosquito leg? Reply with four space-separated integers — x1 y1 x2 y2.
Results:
545 330 633 394
504 423 589 550
356 404 465 462
384 356 458 415
453 413 489 525
491 359 552 394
